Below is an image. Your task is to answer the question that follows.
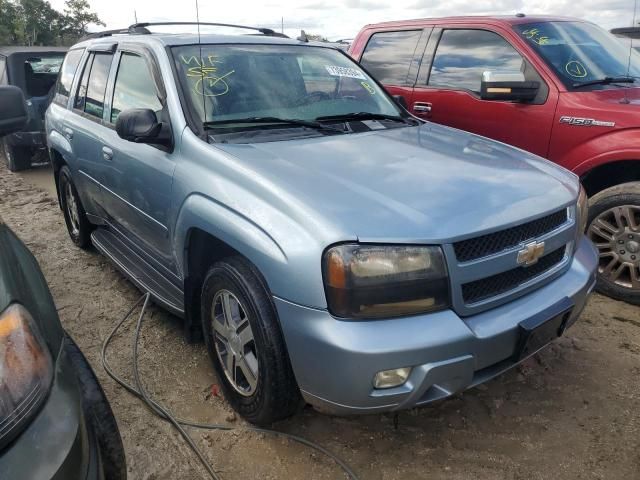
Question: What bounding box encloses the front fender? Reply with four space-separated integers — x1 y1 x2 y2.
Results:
562 129 640 176
173 194 328 308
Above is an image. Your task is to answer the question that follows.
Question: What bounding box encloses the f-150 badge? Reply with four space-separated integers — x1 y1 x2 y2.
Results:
559 116 615 127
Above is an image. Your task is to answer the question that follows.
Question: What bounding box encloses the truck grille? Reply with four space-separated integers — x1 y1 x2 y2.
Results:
453 210 568 262
461 247 566 304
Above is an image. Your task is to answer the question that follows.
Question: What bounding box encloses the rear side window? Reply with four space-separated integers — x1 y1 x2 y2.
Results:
84 53 113 120
55 49 84 105
0 57 7 85
110 53 162 124
428 29 524 93
360 30 422 85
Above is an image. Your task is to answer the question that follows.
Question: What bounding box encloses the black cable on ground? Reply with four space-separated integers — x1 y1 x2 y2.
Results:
101 293 360 480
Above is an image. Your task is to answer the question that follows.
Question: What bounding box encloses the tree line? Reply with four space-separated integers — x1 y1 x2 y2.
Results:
0 0 104 46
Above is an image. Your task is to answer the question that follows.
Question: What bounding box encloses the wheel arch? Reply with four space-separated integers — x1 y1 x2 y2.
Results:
580 159 640 198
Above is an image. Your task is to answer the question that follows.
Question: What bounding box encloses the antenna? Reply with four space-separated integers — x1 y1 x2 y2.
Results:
134 9 138 23
195 0 207 127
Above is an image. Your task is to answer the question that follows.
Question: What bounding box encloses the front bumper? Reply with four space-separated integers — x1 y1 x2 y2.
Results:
275 237 598 414
0 346 104 480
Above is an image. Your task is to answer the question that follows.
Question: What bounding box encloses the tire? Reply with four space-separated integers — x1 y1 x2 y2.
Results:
587 182 640 305
2 138 31 172
64 335 127 480
201 256 301 425
59 165 92 248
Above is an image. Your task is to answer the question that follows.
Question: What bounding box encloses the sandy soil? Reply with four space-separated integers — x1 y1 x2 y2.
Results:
1 164 639 480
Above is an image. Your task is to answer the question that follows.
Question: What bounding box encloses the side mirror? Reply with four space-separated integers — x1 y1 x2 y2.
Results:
115 108 171 146
393 94 409 110
0 86 28 136
480 71 539 102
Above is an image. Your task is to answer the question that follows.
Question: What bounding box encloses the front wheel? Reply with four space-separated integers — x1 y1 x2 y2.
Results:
587 182 640 305
201 256 301 425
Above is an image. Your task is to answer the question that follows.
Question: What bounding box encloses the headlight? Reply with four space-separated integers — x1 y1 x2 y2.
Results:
322 244 450 319
576 185 588 239
0 304 53 448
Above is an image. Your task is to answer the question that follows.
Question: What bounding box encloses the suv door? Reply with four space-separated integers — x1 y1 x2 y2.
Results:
99 48 177 273
359 28 430 106
63 49 114 217
412 27 558 157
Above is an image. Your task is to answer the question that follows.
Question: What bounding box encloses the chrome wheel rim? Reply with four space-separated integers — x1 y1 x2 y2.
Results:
588 205 640 290
211 290 259 396
64 182 80 236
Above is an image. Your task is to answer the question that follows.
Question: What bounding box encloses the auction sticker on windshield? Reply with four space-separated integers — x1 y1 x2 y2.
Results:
325 65 366 79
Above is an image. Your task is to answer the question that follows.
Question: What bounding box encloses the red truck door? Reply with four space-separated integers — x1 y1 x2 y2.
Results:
358 27 432 109
410 27 558 158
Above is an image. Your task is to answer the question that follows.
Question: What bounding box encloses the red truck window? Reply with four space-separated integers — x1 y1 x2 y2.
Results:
360 30 422 85
429 29 524 93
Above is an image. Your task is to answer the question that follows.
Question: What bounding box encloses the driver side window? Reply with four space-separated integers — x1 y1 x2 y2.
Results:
428 29 524 93
110 53 163 124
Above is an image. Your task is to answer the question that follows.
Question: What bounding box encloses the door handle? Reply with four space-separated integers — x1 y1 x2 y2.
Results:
102 146 114 161
413 102 432 114
63 127 74 140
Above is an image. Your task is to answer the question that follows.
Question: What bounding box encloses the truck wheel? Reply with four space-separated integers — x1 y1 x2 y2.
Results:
201 256 301 425
587 182 640 305
65 335 127 480
2 138 31 172
59 165 92 248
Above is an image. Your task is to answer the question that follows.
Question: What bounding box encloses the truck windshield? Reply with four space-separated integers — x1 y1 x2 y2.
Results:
171 44 403 129
515 21 640 90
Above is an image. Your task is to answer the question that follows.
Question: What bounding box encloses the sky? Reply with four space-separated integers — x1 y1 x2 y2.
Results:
49 0 639 41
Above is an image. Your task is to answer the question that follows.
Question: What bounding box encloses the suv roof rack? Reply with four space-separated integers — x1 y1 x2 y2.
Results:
81 22 289 41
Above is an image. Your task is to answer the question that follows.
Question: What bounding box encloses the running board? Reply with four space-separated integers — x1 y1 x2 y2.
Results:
91 228 185 317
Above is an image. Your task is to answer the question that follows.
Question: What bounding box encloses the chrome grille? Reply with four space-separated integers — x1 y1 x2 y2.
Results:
453 210 568 262
461 247 566 304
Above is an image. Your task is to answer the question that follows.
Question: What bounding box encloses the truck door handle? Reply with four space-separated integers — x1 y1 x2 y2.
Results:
102 146 114 161
413 102 432 114
63 127 74 140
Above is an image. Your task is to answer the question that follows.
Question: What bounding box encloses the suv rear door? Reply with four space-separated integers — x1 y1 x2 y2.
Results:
411 26 557 157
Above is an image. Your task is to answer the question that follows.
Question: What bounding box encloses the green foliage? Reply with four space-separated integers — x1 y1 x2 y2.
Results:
0 0 104 46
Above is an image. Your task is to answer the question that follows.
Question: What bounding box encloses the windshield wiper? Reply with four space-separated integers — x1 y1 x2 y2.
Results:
203 116 344 133
315 112 419 125
572 76 636 88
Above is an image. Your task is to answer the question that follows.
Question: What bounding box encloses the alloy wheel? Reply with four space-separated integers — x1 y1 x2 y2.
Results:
211 290 259 396
588 205 640 289
65 182 80 236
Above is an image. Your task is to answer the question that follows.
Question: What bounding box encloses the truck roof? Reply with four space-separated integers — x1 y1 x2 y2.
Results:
0 46 68 57
362 15 587 29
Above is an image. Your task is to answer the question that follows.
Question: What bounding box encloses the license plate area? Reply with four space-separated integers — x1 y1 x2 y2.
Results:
515 297 574 360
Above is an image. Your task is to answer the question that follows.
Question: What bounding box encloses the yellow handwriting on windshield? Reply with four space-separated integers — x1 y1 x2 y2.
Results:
522 28 550 45
180 55 235 97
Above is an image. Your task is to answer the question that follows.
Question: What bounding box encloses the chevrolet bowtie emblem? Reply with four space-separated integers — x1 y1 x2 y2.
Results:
517 241 545 266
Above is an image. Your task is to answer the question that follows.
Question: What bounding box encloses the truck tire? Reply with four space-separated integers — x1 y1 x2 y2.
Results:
201 256 301 425
2 138 31 172
65 334 127 480
59 165 92 248
587 182 640 305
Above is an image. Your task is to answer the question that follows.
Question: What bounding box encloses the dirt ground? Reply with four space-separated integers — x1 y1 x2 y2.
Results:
1 163 639 480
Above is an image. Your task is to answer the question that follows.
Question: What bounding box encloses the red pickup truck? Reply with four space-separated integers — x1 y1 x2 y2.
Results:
350 15 640 304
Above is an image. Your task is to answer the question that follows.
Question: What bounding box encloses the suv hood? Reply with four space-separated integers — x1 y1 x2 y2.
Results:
216 123 578 242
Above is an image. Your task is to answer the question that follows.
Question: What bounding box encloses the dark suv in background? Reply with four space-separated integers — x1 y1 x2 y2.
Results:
0 46 67 171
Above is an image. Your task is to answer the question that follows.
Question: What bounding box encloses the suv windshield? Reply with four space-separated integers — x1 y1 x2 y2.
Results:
171 44 403 129
515 21 640 90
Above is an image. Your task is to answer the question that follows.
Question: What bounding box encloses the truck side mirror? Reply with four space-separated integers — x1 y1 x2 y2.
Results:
0 86 28 136
480 71 539 102
115 108 171 147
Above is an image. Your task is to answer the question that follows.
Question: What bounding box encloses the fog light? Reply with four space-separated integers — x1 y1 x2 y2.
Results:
373 367 411 389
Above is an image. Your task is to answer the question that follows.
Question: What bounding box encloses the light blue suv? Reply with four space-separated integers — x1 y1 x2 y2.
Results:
46 22 598 425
